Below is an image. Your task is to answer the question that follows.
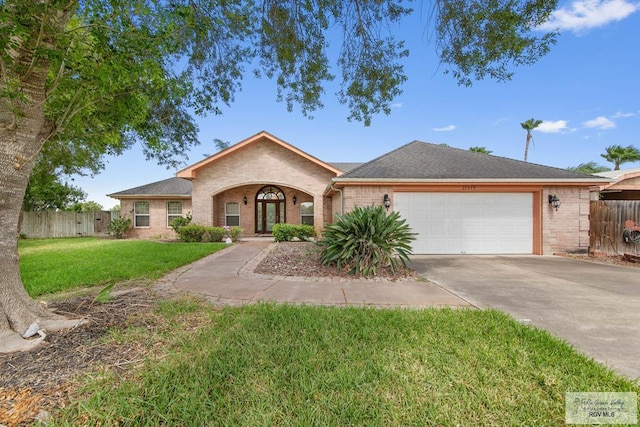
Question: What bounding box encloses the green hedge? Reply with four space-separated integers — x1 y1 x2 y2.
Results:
176 224 243 243
272 223 316 242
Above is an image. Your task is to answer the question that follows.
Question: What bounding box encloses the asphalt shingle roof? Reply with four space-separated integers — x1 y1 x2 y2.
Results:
108 177 192 197
339 141 606 180
328 162 363 173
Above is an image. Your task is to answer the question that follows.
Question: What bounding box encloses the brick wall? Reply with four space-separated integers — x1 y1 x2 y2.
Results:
120 199 192 239
342 185 394 212
542 185 591 254
191 140 337 235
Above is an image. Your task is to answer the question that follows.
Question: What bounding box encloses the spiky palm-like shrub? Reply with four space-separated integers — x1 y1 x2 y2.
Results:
320 205 415 276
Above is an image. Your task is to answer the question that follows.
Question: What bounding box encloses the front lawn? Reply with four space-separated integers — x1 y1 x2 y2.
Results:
19 237 227 297
54 301 639 425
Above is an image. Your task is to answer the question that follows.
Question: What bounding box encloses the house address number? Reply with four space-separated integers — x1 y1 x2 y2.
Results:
462 185 477 190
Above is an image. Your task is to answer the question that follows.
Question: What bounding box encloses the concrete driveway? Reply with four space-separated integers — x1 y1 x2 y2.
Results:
409 255 640 380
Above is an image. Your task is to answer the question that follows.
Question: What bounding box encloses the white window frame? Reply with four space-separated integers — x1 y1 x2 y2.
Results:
167 201 183 228
300 202 314 226
134 201 150 228
225 202 240 227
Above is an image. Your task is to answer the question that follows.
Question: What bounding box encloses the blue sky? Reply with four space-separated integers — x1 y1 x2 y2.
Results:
72 0 640 209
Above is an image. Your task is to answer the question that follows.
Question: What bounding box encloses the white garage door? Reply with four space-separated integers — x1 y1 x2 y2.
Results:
395 193 533 254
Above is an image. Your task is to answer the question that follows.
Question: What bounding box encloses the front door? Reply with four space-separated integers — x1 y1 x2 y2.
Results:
255 185 286 234
256 201 285 233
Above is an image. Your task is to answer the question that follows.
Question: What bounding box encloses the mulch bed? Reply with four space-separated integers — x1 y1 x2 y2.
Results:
254 241 416 280
559 253 640 269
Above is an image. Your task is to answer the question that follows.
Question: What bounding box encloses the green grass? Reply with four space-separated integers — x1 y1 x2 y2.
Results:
19 237 226 297
54 302 639 426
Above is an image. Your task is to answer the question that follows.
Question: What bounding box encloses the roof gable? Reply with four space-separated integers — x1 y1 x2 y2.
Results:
177 131 342 179
338 141 611 182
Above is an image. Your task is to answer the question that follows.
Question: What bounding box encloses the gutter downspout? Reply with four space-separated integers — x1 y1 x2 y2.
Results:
330 185 343 216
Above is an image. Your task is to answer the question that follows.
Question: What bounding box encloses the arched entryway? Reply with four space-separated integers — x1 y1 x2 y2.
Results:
255 185 286 233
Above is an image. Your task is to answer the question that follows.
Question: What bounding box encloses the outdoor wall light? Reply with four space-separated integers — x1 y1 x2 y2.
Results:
293 195 297 205
548 194 561 211
243 195 248 205
383 194 391 211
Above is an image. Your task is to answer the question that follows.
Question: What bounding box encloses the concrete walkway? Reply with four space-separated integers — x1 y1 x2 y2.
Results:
156 240 470 308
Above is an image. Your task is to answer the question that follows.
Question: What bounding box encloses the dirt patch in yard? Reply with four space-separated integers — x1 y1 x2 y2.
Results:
0 287 165 426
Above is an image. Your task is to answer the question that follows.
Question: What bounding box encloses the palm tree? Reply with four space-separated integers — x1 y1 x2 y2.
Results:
469 146 493 154
566 162 611 174
520 118 542 162
600 145 640 170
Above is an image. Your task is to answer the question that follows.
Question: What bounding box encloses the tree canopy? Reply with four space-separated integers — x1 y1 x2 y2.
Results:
23 163 86 211
0 0 562 344
2 0 560 175
69 200 104 212
601 145 640 171
469 146 493 154
566 162 610 175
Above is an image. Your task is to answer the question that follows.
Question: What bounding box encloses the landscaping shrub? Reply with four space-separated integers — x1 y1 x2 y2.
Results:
205 227 226 243
273 224 316 241
201 231 214 243
176 224 236 242
273 224 296 241
169 214 192 233
296 224 316 240
320 205 415 276
228 226 244 242
175 224 207 242
107 217 132 239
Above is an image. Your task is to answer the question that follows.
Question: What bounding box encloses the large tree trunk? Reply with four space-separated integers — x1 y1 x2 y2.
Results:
0 3 83 352
0 74 66 348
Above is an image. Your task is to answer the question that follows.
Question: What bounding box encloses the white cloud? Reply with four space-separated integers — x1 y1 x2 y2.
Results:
391 102 403 109
433 125 456 132
537 120 571 133
611 111 635 118
583 116 616 129
492 116 509 125
538 0 640 34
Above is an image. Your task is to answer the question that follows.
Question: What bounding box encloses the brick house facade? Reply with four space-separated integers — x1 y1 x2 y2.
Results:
109 131 609 254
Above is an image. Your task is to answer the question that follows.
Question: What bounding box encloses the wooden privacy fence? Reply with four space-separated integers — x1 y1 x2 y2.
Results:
590 200 640 255
21 210 121 238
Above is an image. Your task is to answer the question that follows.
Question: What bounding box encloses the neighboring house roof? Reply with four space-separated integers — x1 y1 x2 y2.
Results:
594 168 640 192
335 141 611 183
108 177 192 198
177 130 343 179
595 167 640 180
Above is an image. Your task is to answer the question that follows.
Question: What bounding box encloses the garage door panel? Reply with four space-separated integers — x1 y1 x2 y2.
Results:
395 193 533 254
